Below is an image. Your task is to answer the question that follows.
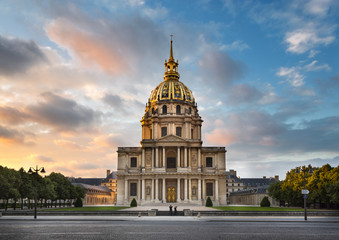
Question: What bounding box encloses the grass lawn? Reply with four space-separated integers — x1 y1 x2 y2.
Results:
42 206 130 212
212 206 317 212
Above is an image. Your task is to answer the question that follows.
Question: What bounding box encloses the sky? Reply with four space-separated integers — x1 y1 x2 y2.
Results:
0 0 338 179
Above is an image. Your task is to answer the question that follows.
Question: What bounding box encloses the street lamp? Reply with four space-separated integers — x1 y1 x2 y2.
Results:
28 166 46 219
295 167 313 221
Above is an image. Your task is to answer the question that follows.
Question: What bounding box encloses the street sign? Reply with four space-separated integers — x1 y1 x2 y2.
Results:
302 189 310 194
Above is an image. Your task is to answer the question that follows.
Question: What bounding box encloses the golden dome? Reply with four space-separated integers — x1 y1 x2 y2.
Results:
150 80 194 103
149 38 195 104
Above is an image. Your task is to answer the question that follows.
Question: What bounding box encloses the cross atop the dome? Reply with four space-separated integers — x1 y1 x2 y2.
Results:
170 34 173 41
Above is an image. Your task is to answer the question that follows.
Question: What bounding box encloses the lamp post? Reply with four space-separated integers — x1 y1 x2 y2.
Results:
28 166 46 219
295 167 313 221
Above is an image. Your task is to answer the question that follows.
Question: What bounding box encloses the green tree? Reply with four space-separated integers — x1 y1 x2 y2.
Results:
205 197 213 207
130 198 137 207
18 168 34 209
260 196 271 207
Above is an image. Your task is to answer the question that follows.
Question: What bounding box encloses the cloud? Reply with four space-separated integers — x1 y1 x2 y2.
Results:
27 92 101 133
0 35 47 76
29 154 55 163
0 125 34 145
198 48 246 88
277 66 305 87
54 139 86 150
285 28 335 54
277 60 330 87
226 84 263 105
0 106 29 125
102 93 124 110
45 7 167 77
304 0 332 17
221 40 249 51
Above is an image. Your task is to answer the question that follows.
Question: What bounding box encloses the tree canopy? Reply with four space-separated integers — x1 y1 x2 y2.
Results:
268 164 339 208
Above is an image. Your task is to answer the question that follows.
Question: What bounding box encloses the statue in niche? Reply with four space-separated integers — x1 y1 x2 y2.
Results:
192 187 196 195
146 186 151 195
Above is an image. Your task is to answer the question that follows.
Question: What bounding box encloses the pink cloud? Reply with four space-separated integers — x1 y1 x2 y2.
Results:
205 128 237 146
46 18 127 75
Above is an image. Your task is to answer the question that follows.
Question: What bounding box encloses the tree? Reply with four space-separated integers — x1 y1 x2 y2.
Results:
205 197 213 207
18 168 34 209
130 198 137 207
260 196 271 207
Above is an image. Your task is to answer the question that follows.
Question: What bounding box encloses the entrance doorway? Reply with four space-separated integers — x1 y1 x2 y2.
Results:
167 187 176 202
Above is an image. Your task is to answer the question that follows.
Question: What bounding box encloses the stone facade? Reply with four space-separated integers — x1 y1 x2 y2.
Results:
116 40 227 206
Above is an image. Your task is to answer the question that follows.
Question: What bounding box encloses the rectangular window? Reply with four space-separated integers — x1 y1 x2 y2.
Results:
176 127 182 137
161 127 167 137
206 183 213 196
130 157 137 168
130 183 137 196
206 157 213 167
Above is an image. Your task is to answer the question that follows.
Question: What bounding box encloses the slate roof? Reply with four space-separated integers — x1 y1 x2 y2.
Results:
229 185 268 196
241 178 276 188
72 183 112 193
69 177 104 186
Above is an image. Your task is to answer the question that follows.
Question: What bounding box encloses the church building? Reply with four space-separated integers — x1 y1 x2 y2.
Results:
116 39 227 206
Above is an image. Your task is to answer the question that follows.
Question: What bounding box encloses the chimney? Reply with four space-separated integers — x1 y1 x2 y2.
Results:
275 175 279 181
263 176 266 179
106 169 111 177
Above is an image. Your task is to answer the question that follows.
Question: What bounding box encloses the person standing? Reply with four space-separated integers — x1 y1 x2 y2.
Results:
174 206 177 216
169 205 173 216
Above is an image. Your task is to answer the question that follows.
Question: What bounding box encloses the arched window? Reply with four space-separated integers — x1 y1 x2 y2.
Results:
176 105 181 114
188 107 192 114
162 105 167 114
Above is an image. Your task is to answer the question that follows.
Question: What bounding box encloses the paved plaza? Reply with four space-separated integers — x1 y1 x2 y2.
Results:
1 216 338 240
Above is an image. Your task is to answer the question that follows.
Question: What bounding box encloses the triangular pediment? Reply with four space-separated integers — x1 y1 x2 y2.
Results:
158 134 185 142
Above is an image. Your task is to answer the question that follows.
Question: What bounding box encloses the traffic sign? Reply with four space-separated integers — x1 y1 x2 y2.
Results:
302 189 309 194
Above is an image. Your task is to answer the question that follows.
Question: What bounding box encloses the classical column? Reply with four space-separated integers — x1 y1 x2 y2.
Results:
142 179 145 200
202 179 205 200
151 148 154 168
142 148 145 168
138 179 141 200
198 178 201 201
162 147 165 168
184 179 188 201
177 178 181 202
177 147 180 167
124 179 128 201
162 178 166 203
198 148 201 168
151 178 154 201
189 179 192 200
184 147 187 167
155 147 159 168
215 179 219 201
155 178 159 201
188 148 190 167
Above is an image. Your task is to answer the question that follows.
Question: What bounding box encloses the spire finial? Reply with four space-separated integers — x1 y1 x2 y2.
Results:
169 34 174 61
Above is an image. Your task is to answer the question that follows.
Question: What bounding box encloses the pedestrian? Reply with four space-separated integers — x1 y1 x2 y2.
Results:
174 206 177 216
169 205 173 216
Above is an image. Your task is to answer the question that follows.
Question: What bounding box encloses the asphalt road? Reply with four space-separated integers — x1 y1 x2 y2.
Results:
0 218 338 240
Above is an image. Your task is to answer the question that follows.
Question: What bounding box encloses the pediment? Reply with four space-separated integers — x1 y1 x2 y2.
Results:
158 134 185 142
